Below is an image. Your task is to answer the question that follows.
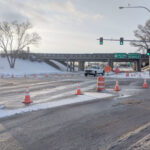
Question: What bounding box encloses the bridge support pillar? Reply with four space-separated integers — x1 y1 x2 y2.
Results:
133 60 141 72
66 61 69 72
66 61 75 72
70 61 73 72
78 61 85 71
73 61 75 71
108 59 113 69
137 60 141 72
70 61 75 72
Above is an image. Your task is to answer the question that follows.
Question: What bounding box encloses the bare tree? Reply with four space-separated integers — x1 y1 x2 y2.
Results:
0 21 41 68
130 19 150 52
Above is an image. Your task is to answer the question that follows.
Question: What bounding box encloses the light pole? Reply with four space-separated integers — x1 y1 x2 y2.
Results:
119 4 150 71
119 5 150 13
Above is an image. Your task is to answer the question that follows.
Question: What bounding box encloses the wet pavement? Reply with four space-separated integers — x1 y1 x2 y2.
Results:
0 75 150 149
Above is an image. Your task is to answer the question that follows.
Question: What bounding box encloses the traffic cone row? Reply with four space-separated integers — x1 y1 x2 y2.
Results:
22 82 84 105
0 73 76 79
20 76 149 106
113 79 149 91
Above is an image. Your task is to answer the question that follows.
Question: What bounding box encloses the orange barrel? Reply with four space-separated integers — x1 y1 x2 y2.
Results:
97 76 105 91
126 71 129 77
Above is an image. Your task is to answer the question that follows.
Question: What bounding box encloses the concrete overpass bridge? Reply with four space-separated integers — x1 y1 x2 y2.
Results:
26 53 148 72
15 52 149 72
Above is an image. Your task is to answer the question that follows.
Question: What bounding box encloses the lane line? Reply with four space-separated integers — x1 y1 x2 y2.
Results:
104 121 150 150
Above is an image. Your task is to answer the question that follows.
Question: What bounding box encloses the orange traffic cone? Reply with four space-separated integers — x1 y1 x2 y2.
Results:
23 87 32 104
143 79 148 88
76 83 83 95
114 80 120 91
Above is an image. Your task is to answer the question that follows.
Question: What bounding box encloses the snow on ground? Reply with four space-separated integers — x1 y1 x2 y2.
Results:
118 67 133 72
51 60 67 71
0 92 113 118
0 57 61 76
51 60 79 71
105 71 150 79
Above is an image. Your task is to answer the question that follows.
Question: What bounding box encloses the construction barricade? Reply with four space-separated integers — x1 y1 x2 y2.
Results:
97 76 105 91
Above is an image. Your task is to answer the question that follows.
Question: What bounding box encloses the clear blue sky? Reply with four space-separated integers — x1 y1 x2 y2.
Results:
0 0 149 53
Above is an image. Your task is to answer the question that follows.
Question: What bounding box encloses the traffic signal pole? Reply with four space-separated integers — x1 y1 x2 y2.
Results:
97 38 150 43
97 37 150 72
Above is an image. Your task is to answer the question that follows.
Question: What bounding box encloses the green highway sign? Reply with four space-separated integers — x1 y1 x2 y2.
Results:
128 53 141 59
114 53 127 59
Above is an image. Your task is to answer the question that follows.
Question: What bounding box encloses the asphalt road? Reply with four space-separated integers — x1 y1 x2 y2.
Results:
0 76 150 150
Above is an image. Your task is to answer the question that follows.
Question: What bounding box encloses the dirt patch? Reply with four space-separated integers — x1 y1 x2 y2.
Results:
121 99 141 105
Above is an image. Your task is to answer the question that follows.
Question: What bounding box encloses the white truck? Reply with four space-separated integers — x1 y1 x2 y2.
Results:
84 66 105 77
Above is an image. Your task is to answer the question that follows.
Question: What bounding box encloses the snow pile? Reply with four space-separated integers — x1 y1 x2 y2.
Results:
0 57 60 76
0 92 113 118
106 71 150 79
117 67 133 71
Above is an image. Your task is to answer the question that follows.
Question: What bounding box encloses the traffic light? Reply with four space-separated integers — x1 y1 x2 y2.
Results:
100 37 103 45
147 49 150 56
120 37 124 45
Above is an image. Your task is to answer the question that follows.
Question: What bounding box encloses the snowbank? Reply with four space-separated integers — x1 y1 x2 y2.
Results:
0 57 60 76
105 71 150 79
0 92 113 118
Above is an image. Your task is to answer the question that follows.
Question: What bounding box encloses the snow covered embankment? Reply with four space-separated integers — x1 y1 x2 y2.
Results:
0 57 61 76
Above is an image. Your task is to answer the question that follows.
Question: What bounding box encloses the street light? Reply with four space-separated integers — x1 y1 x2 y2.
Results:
119 4 150 71
119 5 150 13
